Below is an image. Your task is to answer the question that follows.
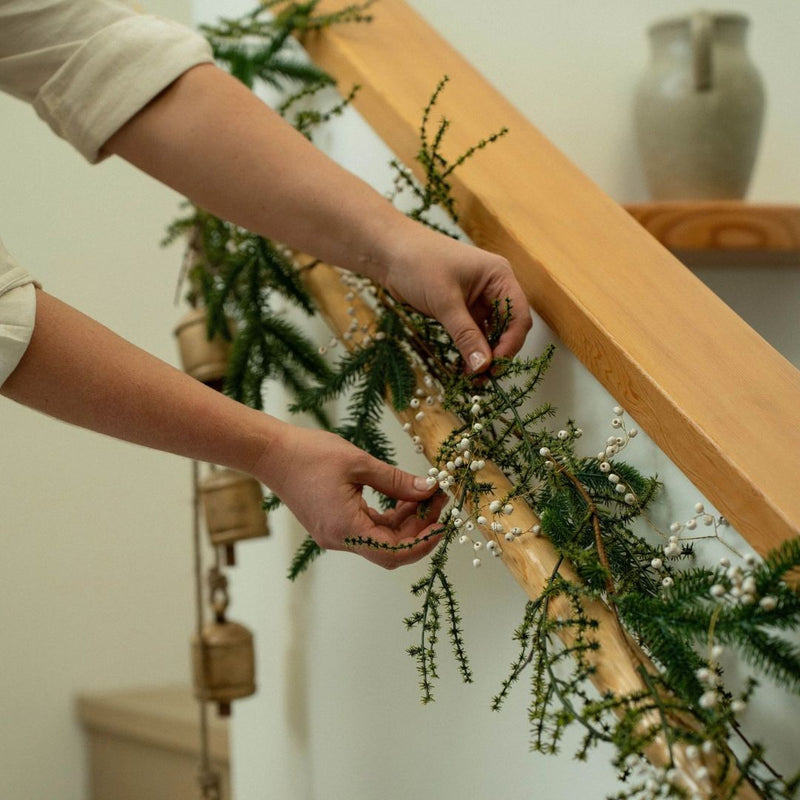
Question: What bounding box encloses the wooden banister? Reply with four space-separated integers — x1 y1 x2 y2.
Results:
304 0 800 554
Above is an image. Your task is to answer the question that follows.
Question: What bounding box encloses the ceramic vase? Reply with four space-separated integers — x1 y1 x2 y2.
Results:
634 11 765 200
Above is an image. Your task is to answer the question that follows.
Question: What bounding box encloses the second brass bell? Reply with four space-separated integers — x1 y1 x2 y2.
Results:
200 468 269 564
191 618 256 716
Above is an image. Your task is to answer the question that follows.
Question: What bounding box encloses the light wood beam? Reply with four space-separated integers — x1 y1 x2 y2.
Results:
303 0 800 554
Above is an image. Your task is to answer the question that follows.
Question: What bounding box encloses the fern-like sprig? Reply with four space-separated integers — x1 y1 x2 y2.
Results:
405 525 471 703
202 1 375 90
292 305 417 468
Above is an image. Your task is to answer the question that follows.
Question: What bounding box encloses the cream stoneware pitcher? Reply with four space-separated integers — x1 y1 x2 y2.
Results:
634 11 765 200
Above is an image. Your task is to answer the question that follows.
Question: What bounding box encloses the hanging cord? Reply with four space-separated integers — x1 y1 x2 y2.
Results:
193 459 222 800
208 565 230 622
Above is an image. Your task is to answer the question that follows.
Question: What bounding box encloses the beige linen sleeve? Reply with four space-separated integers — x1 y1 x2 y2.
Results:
0 0 213 163
0 240 37 388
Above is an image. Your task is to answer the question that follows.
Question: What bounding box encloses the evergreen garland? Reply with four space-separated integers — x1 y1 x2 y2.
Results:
200 0 375 91
168 5 800 798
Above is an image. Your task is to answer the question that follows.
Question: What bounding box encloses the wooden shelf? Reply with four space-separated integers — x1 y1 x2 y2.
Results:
624 202 800 261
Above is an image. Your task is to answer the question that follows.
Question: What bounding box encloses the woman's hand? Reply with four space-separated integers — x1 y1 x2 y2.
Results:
3 293 443 570
375 223 532 373
257 423 447 569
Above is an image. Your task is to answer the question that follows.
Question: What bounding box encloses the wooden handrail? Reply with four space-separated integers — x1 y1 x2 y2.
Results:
303 0 800 554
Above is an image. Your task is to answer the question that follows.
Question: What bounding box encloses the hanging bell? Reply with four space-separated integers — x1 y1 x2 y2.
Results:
199 468 270 565
191 617 256 717
174 306 233 391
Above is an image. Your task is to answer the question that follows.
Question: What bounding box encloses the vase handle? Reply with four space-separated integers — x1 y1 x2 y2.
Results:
690 11 713 92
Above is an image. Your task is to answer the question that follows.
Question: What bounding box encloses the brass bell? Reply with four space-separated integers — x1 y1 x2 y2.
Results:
199 468 270 565
191 618 256 717
174 306 233 391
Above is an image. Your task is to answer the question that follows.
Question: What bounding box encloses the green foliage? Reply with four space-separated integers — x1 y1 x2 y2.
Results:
388 75 508 236
169 207 332 421
279 82 360 140
288 535 324 581
164 4 366 427
201 1 375 91
405 525 472 703
291 73 800 798
292 305 417 467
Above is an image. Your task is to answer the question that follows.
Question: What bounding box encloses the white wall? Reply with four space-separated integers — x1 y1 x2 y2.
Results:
223 2 800 800
0 2 199 798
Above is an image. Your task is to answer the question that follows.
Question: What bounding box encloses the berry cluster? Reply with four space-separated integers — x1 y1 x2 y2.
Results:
595 406 639 506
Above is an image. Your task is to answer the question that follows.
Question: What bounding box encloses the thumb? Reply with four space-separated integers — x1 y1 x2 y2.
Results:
439 305 491 374
361 458 436 503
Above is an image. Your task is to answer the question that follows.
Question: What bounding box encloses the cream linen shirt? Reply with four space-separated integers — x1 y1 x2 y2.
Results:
0 0 213 386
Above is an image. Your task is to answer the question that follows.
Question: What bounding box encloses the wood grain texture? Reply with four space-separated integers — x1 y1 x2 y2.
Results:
625 202 800 253
301 260 759 799
302 0 800 554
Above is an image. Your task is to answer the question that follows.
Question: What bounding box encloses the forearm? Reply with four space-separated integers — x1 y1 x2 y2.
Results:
102 63 415 282
2 290 444 567
1 290 285 477
102 62 532 370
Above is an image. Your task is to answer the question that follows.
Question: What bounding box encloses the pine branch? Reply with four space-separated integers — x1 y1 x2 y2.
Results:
288 536 324 580
256 237 317 313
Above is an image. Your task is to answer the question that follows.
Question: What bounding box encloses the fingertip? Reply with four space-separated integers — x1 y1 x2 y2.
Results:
413 475 437 494
364 460 436 502
468 349 491 374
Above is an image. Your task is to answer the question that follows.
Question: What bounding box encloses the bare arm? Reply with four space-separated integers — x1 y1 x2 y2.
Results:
3 61 531 567
103 63 531 370
1 290 444 568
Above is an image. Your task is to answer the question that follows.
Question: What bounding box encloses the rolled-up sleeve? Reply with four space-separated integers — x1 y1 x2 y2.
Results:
0 0 213 163
0 241 37 388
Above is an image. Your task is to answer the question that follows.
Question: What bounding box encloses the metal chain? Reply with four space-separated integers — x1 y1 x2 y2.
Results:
192 460 223 799
207 564 230 622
